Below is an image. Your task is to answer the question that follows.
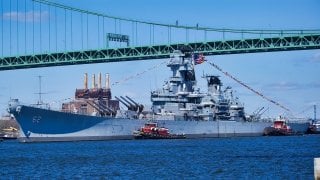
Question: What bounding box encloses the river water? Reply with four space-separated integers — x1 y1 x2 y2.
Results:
1 135 319 179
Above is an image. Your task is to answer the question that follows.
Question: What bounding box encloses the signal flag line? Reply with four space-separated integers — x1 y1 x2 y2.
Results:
206 60 291 112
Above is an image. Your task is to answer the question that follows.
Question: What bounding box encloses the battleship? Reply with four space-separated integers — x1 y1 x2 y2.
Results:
8 50 309 142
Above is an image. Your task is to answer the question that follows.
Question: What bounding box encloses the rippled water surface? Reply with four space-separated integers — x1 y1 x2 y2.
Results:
1 135 319 179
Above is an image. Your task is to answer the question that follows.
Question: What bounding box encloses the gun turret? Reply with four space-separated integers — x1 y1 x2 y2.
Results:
125 96 144 113
120 96 137 111
125 96 139 106
120 96 134 107
97 101 116 116
116 95 144 113
115 96 131 109
86 101 107 116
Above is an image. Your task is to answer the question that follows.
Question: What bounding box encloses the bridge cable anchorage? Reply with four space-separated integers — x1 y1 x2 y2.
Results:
206 59 291 113
32 0 320 35
112 60 167 86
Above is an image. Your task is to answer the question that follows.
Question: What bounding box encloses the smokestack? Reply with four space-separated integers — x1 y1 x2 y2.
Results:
98 73 102 89
92 74 96 89
84 73 88 89
105 73 110 89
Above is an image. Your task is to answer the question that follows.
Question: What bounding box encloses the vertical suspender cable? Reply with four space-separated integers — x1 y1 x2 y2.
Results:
25 0 27 55
98 16 99 48
81 12 83 50
40 2 42 53
167 26 169 44
119 20 121 47
32 0 34 54
102 16 104 48
71 11 72 50
64 8 66 52
55 6 57 52
186 29 189 43
149 24 154 45
223 29 225 40
86 13 88 49
1 0 4 57
131 22 134 47
135 22 137 46
204 30 207 42
149 25 151 45
16 0 19 56
48 4 50 52
169 26 172 43
114 19 116 33
9 0 11 56
152 24 154 45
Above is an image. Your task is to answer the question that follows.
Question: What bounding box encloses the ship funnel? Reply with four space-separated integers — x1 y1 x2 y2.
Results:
92 74 96 89
105 73 110 89
84 73 88 89
98 73 102 89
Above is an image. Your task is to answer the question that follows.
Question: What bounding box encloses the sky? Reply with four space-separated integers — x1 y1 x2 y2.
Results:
0 0 319 119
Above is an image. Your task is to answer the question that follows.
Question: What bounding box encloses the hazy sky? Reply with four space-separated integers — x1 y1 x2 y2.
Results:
0 0 319 118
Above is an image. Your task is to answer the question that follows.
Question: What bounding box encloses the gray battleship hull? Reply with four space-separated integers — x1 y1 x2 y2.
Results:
10 105 309 142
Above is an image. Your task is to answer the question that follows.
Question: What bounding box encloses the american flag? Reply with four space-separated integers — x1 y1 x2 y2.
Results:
193 53 205 65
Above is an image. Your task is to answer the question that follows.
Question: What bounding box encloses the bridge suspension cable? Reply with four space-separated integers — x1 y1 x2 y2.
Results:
0 0 319 70
33 0 320 35
206 60 291 112
1 0 3 57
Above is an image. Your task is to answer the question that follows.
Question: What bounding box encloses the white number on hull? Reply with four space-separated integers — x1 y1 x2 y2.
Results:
32 116 41 123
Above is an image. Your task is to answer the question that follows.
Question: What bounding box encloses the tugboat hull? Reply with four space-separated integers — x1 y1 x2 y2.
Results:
263 127 292 136
133 132 186 139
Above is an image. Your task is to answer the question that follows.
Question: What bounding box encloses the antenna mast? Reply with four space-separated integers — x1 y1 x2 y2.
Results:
314 105 317 121
37 75 43 105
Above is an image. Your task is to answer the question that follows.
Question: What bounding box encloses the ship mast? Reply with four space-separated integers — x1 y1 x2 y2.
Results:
37 75 43 105
314 105 317 121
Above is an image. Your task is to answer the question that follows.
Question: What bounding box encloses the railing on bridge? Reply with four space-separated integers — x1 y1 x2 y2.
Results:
0 0 320 70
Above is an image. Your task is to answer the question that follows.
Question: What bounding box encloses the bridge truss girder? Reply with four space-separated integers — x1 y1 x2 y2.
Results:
0 34 319 71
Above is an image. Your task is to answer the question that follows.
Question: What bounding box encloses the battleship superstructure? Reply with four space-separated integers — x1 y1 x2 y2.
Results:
150 51 245 122
8 50 309 142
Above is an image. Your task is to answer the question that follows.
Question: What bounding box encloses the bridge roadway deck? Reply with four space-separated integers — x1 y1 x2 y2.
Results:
0 34 320 71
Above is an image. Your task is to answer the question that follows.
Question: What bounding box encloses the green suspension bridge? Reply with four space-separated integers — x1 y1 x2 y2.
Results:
0 0 320 71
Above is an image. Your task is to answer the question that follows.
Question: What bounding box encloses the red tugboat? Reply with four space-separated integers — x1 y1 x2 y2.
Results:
133 123 186 139
263 116 292 136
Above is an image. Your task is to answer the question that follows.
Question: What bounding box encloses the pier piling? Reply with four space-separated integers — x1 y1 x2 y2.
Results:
315 158 320 180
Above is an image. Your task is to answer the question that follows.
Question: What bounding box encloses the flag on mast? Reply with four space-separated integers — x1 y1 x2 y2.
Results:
192 53 205 65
